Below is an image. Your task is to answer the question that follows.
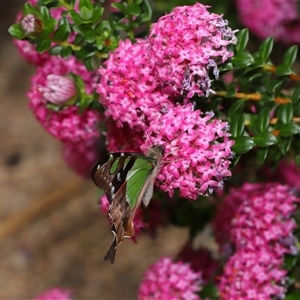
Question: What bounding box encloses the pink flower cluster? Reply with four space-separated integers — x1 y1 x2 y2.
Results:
97 3 236 198
27 56 102 176
138 257 201 300
28 56 101 143
149 3 237 99
141 104 234 199
216 183 299 300
97 39 173 131
236 0 300 44
33 288 72 300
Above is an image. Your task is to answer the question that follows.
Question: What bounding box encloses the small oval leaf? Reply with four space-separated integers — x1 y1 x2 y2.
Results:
276 103 293 124
256 107 271 132
232 136 255 154
259 37 274 62
279 123 300 137
253 132 277 147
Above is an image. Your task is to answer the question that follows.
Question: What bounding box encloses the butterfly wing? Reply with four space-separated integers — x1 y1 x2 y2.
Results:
91 153 158 263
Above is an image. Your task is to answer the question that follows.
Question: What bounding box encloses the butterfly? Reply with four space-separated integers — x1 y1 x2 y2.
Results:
91 145 164 264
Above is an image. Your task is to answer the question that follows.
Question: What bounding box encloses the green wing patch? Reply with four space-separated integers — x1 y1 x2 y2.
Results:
125 158 154 208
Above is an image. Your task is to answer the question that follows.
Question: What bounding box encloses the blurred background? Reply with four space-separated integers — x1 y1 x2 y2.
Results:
0 2 189 299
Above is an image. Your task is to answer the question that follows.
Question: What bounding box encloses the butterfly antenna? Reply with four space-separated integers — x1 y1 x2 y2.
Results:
160 130 188 148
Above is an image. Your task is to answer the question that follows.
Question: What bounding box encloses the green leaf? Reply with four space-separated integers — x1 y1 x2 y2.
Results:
76 45 97 59
49 45 63 55
69 10 82 24
285 290 300 300
22 3 40 17
276 103 293 124
260 92 273 102
80 6 93 20
219 62 233 72
278 137 292 155
294 154 300 167
35 38 51 53
259 37 274 62
235 29 249 52
40 6 51 20
79 0 93 11
128 2 142 16
72 73 85 95
111 2 128 13
91 6 104 23
228 100 245 117
139 0 152 22
8 24 25 39
292 87 300 104
54 18 69 41
230 114 245 137
279 123 300 136
199 283 218 299
84 30 96 43
232 51 254 68
256 148 268 162
256 107 270 132
275 64 292 76
252 55 264 68
232 136 255 154
253 132 277 147
42 17 56 35
283 45 298 67
84 57 94 71
60 46 73 58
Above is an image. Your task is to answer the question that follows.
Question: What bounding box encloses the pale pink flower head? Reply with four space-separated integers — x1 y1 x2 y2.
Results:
217 183 299 299
99 195 147 237
39 75 76 106
62 138 101 178
138 257 202 300
20 13 42 34
28 56 101 143
97 39 174 131
33 288 72 300
149 3 237 99
141 103 234 199
236 0 300 44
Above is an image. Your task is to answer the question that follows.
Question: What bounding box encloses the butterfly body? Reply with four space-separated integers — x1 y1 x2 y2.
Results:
91 145 164 263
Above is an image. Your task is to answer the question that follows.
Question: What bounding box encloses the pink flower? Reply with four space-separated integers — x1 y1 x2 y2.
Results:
216 183 299 299
99 195 147 236
138 257 201 300
33 288 72 300
62 138 101 178
149 3 237 99
97 39 173 131
236 0 300 44
141 103 234 199
28 56 101 143
39 75 76 106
